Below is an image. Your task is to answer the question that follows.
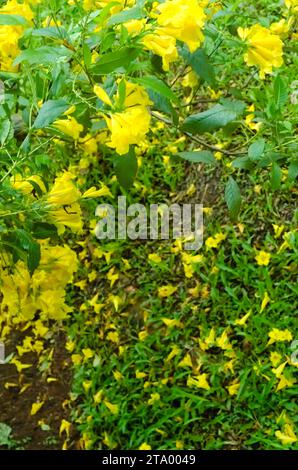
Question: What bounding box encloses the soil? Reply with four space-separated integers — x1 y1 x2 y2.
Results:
0 330 78 450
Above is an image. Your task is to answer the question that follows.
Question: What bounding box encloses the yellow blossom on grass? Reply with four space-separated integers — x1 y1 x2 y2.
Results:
60 419 71 438
235 311 251 326
227 381 240 396
276 374 295 391
107 331 119 343
148 393 160 405
275 423 297 445
238 24 283 79
268 328 293 345
255 250 271 266
166 345 181 362
148 253 162 263
178 353 193 368
136 370 147 379
104 400 119 415
139 443 151 450
260 291 270 313
158 284 178 298
205 232 226 249
270 352 283 367
187 373 210 391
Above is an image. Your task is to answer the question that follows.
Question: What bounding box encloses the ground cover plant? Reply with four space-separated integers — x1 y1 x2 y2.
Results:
0 0 297 451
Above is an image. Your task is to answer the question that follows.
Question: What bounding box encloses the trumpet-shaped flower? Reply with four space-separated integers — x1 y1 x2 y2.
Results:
238 24 283 79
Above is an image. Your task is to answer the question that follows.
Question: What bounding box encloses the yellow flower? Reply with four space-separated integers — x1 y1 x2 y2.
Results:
47 172 80 206
105 106 151 155
60 419 71 438
268 328 293 345
275 424 297 445
53 116 84 140
285 0 298 13
255 250 271 266
182 70 198 88
148 253 162 263
235 311 251 326
136 370 147 379
270 19 289 37
158 284 178 297
139 443 152 450
270 351 282 367
238 24 283 79
156 0 206 52
30 401 44 416
276 374 295 391
148 392 160 405
227 381 240 396
205 232 226 249
82 184 113 199
94 84 112 106
104 400 119 415
260 291 270 313
245 104 262 131
124 18 146 35
178 353 193 368
142 29 178 71
187 373 210 390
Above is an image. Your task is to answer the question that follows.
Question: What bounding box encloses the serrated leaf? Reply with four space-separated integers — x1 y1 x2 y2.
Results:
33 99 69 129
114 148 138 189
90 47 139 74
274 75 288 109
225 176 241 220
176 150 216 164
248 139 265 160
183 104 237 134
135 76 179 103
0 14 27 26
14 46 73 66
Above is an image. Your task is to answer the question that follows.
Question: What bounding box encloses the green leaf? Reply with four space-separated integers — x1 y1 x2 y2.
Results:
13 229 41 273
288 161 298 181
181 47 216 88
176 150 216 164
271 163 282 190
33 99 69 129
183 104 237 134
0 120 11 145
14 46 73 66
225 176 241 221
274 75 288 109
0 14 27 26
32 222 58 239
114 148 138 189
30 26 69 40
27 241 41 275
135 76 179 103
248 139 265 160
108 6 144 25
232 156 254 170
91 47 139 74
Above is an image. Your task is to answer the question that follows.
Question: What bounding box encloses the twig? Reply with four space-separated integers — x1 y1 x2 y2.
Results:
151 111 247 156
